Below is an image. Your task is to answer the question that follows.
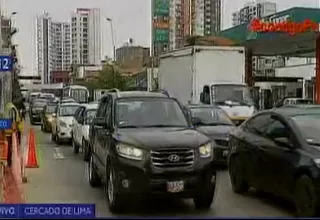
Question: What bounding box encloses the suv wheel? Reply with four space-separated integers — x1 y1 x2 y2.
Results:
72 137 79 154
229 156 249 194
294 175 317 217
105 164 125 213
88 154 100 187
193 174 216 209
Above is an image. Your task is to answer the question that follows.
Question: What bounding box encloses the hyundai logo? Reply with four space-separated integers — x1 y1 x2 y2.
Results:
168 154 180 162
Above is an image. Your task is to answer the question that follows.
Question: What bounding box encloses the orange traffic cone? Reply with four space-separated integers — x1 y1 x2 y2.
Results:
25 128 39 168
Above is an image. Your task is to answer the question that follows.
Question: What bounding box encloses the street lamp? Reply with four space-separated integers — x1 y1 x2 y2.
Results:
105 17 116 61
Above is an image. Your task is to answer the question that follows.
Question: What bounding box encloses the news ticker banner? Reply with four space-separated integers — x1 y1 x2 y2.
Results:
0 204 95 219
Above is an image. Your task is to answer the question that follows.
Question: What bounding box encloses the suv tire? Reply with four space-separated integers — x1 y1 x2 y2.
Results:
105 164 125 213
193 174 216 209
229 156 249 194
88 154 100 187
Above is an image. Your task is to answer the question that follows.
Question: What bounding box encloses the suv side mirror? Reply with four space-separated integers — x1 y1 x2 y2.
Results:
78 117 84 124
93 117 111 129
191 117 201 126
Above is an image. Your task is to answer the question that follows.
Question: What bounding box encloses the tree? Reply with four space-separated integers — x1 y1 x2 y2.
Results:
97 64 129 90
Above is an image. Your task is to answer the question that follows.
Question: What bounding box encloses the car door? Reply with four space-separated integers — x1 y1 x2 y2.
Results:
92 97 108 173
240 113 274 189
260 115 298 197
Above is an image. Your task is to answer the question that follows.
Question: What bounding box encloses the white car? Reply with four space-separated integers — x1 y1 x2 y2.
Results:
51 103 80 144
71 103 98 159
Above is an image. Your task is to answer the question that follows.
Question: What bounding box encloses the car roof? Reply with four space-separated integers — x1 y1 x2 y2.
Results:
59 103 80 107
267 107 320 117
81 103 98 109
113 91 168 98
187 104 220 109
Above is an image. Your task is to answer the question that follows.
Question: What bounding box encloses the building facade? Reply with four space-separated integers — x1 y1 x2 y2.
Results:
232 1 277 77
71 8 101 66
232 1 276 26
116 45 150 68
50 70 70 85
193 0 221 36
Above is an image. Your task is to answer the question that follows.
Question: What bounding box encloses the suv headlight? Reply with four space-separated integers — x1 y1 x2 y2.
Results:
60 121 67 127
199 143 212 158
116 144 143 160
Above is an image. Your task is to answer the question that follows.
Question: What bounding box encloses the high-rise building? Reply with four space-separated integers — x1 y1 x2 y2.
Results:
151 0 170 56
36 12 71 84
232 1 276 26
194 0 221 36
71 8 101 66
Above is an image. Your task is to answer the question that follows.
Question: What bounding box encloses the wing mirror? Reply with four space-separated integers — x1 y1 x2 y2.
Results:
274 137 293 149
78 118 84 124
191 117 201 126
93 117 111 129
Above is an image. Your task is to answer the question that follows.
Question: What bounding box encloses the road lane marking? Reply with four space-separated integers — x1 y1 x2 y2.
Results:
53 147 66 159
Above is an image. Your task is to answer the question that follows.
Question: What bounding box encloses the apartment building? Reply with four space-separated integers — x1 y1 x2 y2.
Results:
36 12 71 84
193 0 221 36
71 8 101 66
232 1 276 26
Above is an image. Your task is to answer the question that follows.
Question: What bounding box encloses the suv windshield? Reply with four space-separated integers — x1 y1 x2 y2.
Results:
116 98 188 128
190 107 233 126
292 114 320 145
211 85 253 106
59 105 79 117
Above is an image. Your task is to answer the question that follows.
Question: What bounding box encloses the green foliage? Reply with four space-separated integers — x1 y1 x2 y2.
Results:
77 64 129 90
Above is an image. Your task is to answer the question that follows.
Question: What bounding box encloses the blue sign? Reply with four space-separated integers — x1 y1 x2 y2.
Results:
0 56 13 71
0 119 12 130
0 204 95 218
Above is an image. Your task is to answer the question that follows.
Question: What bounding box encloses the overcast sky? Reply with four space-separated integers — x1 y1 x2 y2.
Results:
2 0 319 75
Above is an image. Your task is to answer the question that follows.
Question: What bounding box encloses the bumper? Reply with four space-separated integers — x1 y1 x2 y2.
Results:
213 145 229 165
58 126 72 139
113 158 216 198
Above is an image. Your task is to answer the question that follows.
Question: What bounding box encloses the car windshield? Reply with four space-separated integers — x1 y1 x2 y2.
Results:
211 85 253 106
46 105 56 114
116 98 189 128
291 114 320 145
85 109 97 124
190 107 233 126
58 105 79 117
295 99 313 104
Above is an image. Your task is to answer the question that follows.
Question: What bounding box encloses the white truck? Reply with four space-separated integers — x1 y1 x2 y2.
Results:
158 46 256 124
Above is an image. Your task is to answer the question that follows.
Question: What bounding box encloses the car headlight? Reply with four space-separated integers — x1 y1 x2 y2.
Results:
60 121 67 127
116 144 143 160
199 143 212 158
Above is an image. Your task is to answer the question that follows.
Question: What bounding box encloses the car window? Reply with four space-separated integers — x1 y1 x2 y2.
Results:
85 109 97 124
245 114 273 135
264 119 290 139
46 105 56 113
58 105 79 117
291 114 320 145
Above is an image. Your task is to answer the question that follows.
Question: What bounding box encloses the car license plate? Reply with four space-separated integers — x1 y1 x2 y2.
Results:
222 150 229 157
167 181 184 193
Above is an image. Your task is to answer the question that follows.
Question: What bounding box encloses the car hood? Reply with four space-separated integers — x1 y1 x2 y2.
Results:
114 127 209 150
197 125 234 139
58 116 73 125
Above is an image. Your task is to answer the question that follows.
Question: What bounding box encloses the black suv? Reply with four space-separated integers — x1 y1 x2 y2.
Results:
87 89 217 213
29 99 47 125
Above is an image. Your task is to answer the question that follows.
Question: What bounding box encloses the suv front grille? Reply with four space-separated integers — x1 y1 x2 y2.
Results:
150 148 194 168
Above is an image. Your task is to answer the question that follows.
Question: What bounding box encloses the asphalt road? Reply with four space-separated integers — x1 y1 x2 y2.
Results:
23 123 293 217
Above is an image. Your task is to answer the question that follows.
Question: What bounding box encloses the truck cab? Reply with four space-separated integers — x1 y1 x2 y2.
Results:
200 83 256 125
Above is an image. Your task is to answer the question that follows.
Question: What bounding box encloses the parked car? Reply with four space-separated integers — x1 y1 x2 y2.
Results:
88 90 217 213
29 99 48 125
188 104 235 165
71 103 98 159
51 102 80 144
228 107 320 217
41 102 58 132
